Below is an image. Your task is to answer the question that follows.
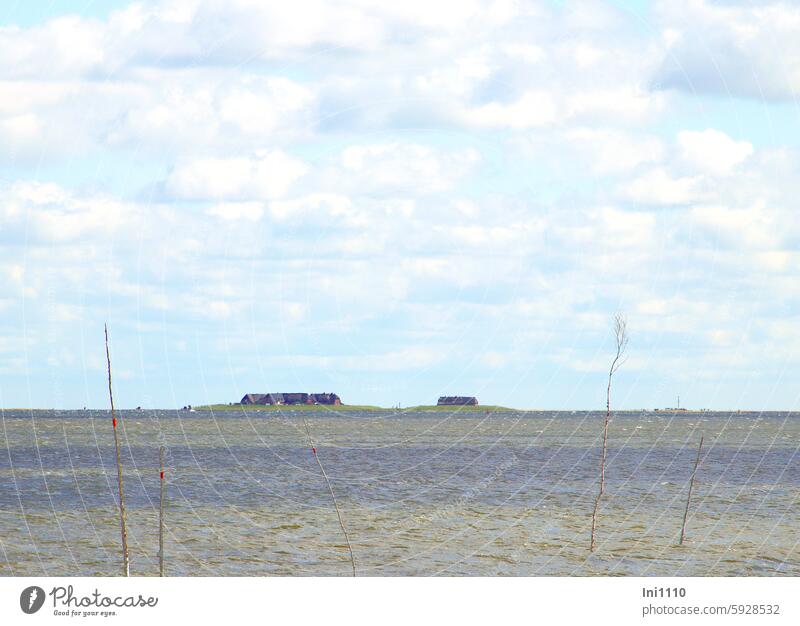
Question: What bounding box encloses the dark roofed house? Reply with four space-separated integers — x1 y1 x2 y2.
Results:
437 396 478 406
311 393 342 405
284 393 312 405
261 393 310 405
240 394 267 405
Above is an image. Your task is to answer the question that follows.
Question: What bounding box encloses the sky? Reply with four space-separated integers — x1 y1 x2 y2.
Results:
1 0 799 410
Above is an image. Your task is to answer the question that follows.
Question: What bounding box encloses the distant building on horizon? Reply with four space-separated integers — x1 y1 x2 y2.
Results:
239 392 342 406
308 393 342 405
437 396 478 406
240 394 267 405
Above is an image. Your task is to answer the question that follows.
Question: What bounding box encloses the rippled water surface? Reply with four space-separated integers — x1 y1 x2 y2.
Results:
1 409 798 576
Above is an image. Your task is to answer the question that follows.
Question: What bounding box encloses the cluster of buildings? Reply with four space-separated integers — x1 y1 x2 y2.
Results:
240 393 342 406
437 396 478 406
238 393 479 407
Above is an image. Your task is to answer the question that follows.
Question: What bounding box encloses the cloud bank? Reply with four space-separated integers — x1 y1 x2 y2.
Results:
1 0 798 409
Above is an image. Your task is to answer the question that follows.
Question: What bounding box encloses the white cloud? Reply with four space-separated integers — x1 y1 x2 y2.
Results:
462 87 662 130
0 0 666 165
0 181 128 243
677 129 753 175
565 128 664 174
268 193 362 225
167 150 307 200
446 222 540 248
463 91 560 129
218 77 314 135
0 113 45 160
566 86 661 122
110 73 315 151
501 43 544 64
0 113 40 144
206 201 264 221
594 206 657 249
337 143 480 193
0 16 106 78
0 81 77 116
281 301 308 323
689 202 778 250
0 0 500 80
620 168 703 205
206 300 235 319
654 0 800 99
285 346 447 371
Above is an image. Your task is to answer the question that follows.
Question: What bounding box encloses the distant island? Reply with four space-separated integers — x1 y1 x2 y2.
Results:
197 393 483 410
195 403 517 412
174 392 749 414
193 394 525 412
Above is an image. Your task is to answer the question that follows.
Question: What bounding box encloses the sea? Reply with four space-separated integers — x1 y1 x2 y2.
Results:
1 409 797 576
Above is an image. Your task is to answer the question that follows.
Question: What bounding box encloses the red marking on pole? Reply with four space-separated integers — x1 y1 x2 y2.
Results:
160 471 164 480
112 417 117 428
312 447 317 455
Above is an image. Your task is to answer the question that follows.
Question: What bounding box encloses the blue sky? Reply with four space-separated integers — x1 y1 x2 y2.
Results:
1 0 799 410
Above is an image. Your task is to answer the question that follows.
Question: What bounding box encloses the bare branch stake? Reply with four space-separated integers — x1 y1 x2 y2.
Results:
590 313 628 552
302 417 356 576
159 445 166 576
105 324 130 576
679 433 704 546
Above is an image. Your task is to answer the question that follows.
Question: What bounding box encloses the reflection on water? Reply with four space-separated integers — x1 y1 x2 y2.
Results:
1 409 798 575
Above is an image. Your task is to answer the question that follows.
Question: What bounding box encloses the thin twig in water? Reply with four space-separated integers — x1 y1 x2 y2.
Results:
680 433 704 546
104 324 130 576
159 445 166 576
590 313 628 552
301 417 356 576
